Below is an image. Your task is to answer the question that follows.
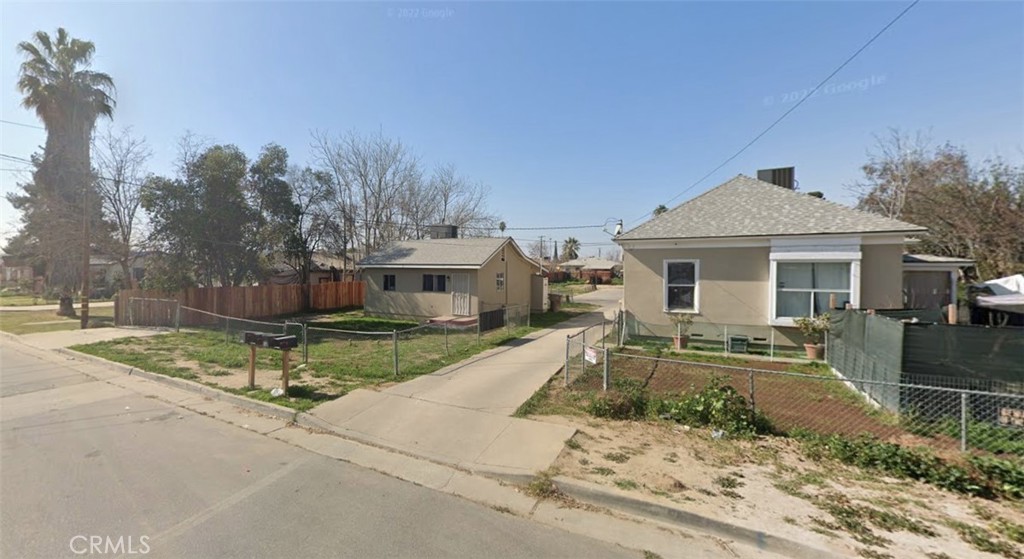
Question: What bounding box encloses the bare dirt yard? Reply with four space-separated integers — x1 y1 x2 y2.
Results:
522 373 1024 559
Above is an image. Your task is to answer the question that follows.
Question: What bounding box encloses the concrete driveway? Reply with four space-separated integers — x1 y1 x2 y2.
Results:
310 295 622 477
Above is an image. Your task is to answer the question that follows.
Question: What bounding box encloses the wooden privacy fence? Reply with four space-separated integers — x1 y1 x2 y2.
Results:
115 281 365 326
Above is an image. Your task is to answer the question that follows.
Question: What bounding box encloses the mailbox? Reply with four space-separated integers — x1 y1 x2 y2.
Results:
242 331 274 346
266 335 298 350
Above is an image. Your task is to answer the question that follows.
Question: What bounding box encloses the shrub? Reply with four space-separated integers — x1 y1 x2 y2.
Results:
797 431 1024 501
587 378 649 420
655 375 772 436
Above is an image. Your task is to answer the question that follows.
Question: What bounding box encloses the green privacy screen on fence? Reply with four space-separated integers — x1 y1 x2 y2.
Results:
827 310 904 411
902 322 1024 390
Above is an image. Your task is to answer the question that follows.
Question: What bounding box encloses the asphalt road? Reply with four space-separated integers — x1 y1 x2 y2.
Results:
0 340 640 559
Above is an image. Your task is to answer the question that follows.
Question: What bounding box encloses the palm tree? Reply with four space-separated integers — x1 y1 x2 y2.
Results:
562 237 580 261
17 28 115 315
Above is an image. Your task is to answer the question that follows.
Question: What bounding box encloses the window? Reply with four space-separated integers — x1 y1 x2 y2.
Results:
774 262 850 319
496 272 505 292
422 274 447 292
383 274 396 291
664 260 699 312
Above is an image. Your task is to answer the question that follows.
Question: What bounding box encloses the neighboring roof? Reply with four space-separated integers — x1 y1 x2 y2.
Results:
903 254 975 265
617 174 927 241
359 237 533 269
561 257 623 270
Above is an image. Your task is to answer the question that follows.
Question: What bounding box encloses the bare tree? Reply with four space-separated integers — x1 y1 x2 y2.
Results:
848 128 935 219
285 166 334 291
850 129 1024 278
93 126 151 288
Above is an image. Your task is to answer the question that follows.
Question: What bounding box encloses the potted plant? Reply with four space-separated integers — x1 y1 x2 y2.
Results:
667 313 694 350
793 314 830 360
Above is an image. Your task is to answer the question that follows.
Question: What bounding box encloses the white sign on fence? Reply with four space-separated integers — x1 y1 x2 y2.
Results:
584 346 598 365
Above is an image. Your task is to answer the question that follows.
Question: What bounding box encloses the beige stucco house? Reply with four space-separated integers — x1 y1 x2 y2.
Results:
360 237 542 319
615 174 934 347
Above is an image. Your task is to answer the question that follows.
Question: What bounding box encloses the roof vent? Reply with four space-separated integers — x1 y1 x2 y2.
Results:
427 224 459 239
757 167 796 190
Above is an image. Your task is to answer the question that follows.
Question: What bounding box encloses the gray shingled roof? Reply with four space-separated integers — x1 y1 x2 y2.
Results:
617 175 926 241
359 237 517 268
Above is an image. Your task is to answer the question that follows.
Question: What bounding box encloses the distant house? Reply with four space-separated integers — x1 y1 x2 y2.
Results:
359 230 543 319
614 173 938 346
0 252 34 289
560 257 623 284
268 252 360 285
89 252 153 292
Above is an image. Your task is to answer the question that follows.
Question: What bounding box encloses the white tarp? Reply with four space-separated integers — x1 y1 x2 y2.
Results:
975 274 1024 314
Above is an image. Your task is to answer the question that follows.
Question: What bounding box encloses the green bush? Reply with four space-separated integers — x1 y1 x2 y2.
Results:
587 378 649 420
655 375 772 436
797 431 1024 501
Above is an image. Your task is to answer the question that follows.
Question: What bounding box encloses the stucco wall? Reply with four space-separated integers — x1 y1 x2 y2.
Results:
861 243 905 310
624 246 771 327
622 241 908 348
364 267 478 319
477 246 535 311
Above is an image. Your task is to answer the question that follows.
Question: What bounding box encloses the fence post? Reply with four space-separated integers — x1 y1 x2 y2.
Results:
444 322 450 356
748 370 756 422
174 302 181 333
303 323 308 365
477 316 481 344
769 330 774 362
581 329 587 374
128 297 134 327
393 330 399 377
505 307 510 336
724 325 729 355
565 335 570 387
527 307 531 329
824 331 829 363
603 347 610 391
225 317 231 343
960 392 968 452
602 320 606 348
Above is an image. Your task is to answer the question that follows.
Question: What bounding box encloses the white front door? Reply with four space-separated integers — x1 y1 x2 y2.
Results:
452 273 471 316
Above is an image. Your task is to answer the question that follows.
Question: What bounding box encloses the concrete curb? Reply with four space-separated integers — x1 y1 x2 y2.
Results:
54 347 299 423
552 476 844 559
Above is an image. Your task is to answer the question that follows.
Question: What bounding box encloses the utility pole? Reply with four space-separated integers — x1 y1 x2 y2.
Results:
539 235 545 260
80 183 90 329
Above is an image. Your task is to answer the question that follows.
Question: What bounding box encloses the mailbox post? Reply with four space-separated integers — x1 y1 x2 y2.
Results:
242 331 298 394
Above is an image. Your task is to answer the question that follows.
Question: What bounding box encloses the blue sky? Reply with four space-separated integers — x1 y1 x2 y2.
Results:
2 1 1022 257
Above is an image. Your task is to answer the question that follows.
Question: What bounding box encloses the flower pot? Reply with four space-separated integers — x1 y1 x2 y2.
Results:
804 343 824 360
673 335 689 350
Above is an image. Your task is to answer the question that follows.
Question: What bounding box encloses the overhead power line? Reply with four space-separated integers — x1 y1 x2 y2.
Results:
0 119 45 131
627 0 921 227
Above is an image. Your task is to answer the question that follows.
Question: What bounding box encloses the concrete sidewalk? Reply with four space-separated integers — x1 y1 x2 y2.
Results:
0 301 115 312
310 289 621 477
13 326 165 349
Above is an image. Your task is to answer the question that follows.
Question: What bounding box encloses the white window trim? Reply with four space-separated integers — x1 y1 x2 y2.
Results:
663 259 700 314
769 257 860 326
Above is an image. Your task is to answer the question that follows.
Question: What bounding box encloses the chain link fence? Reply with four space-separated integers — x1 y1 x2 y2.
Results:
124 298 530 380
563 339 1024 456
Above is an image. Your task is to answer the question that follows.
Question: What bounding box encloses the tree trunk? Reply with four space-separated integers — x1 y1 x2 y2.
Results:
56 294 76 317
